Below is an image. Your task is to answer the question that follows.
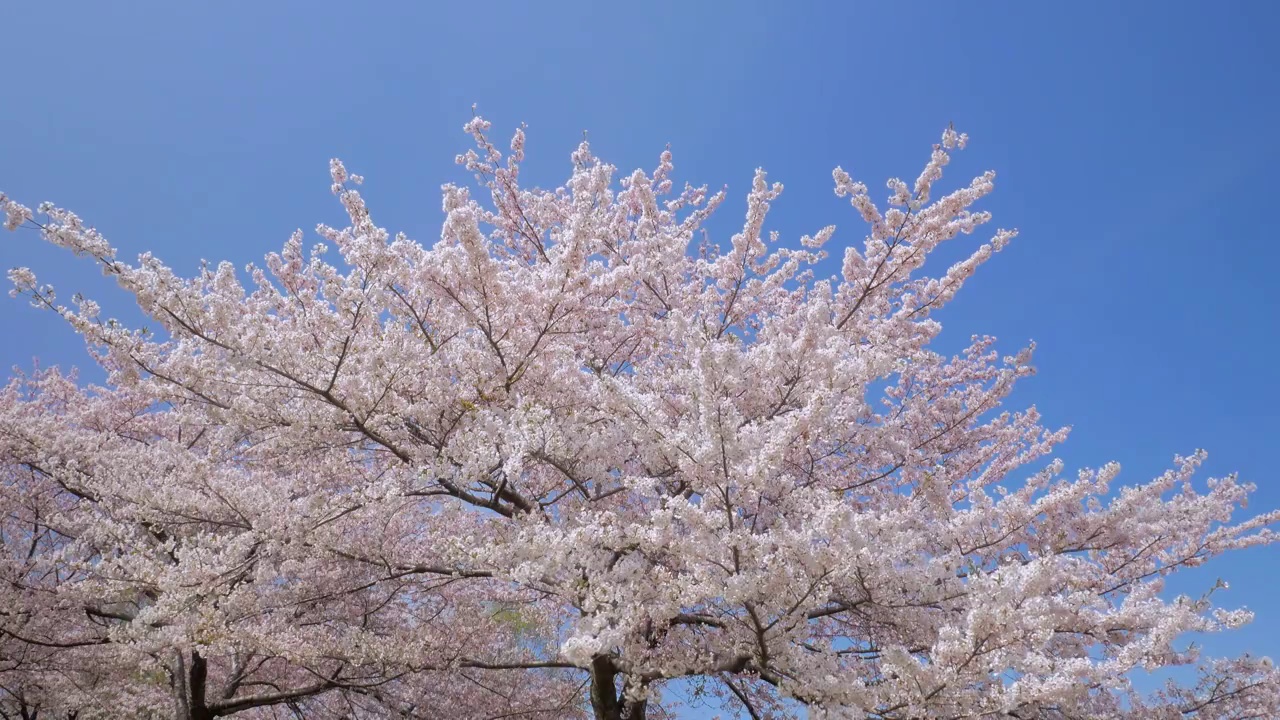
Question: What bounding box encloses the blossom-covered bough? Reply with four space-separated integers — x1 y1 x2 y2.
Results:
1 118 1277 719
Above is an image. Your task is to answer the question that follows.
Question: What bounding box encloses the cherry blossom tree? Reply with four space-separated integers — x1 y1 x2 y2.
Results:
2 117 1277 719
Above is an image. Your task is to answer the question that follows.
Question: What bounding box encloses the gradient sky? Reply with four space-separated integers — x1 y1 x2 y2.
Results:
2 1 1277 715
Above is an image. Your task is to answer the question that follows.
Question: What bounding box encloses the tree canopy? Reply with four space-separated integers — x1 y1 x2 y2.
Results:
1 119 1276 719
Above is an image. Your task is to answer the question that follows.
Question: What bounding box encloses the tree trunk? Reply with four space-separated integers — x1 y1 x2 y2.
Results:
171 650 212 720
589 656 646 720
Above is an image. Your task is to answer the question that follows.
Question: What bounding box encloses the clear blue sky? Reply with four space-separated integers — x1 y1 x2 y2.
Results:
2 1 1277 712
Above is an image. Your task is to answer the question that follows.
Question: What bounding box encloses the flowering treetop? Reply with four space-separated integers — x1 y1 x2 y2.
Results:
1 117 1276 719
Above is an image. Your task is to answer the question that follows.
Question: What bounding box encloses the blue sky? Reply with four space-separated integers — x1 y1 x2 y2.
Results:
2 1 1277 713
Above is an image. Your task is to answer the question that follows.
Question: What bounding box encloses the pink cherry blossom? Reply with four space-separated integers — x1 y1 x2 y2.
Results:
1 119 1276 719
